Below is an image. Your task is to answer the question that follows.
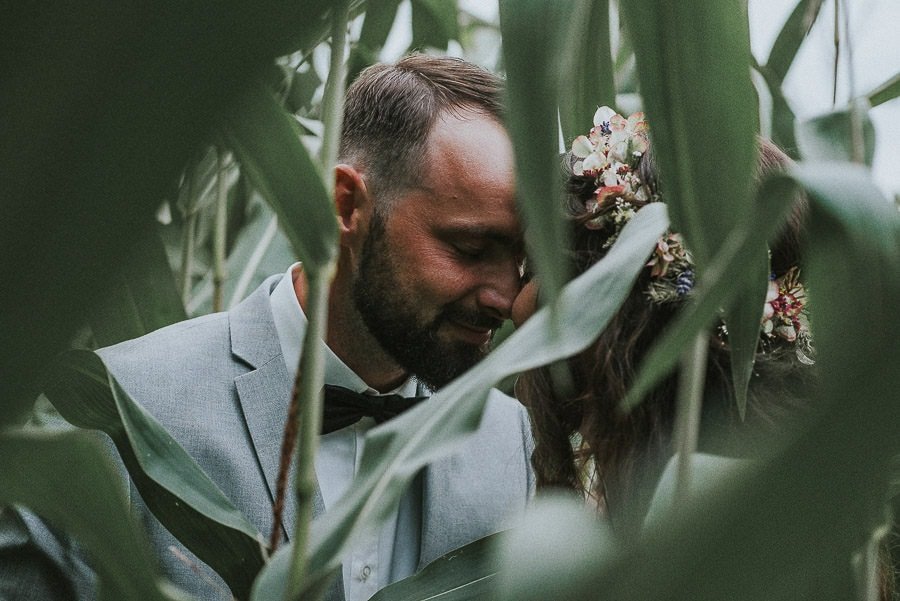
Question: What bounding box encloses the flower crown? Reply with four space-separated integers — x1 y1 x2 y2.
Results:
571 106 813 361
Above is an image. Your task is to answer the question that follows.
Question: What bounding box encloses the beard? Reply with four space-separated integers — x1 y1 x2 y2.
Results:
351 213 500 391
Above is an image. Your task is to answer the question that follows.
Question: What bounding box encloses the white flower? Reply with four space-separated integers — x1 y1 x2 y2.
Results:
608 112 649 163
593 105 616 127
571 135 594 158
581 152 605 174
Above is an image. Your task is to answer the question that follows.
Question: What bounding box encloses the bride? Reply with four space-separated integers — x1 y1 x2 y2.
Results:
511 106 815 527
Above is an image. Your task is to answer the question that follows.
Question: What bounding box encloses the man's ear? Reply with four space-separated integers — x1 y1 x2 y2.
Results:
334 164 372 243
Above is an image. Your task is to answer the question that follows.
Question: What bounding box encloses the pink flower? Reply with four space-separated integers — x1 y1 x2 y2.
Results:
608 112 649 162
647 238 676 277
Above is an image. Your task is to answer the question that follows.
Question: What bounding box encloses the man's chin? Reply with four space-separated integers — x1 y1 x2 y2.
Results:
410 339 488 392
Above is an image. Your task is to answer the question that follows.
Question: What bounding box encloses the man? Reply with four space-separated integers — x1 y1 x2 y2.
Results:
3 55 533 600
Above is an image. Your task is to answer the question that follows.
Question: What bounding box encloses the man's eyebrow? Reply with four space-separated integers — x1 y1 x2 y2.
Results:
440 224 523 248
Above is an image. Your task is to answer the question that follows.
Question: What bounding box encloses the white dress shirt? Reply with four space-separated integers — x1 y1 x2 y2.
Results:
269 264 422 601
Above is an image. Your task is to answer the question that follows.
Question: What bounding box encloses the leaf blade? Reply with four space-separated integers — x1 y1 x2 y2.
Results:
42 349 266 599
220 81 338 275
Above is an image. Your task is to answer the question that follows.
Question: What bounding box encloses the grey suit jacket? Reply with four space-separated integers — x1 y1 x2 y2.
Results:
90 275 534 600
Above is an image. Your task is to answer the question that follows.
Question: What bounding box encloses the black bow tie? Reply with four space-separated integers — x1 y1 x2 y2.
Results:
321 384 427 435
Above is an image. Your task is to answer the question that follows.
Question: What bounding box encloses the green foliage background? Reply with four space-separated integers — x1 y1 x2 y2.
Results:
1 1 898 600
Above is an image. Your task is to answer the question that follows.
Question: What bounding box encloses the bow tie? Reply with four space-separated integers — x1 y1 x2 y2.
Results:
321 384 427 435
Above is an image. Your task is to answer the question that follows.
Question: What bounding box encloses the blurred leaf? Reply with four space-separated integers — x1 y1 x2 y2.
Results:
622 171 801 410
89 228 187 347
619 0 762 413
614 27 638 94
41 350 266 599
500 161 900 601
496 495 614 601
796 102 876 165
795 161 900 419
250 544 339 601
249 203 668 599
0 0 341 422
187 198 293 315
558 0 616 140
220 81 338 275
499 0 570 302
347 0 401 84
770 85 800 158
410 0 459 51
865 71 900 108
287 65 323 115
369 533 501 601
360 0 402 48
620 0 758 268
724 235 769 419
176 148 220 218
766 0 825 84
0 430 176 601
752 57 800 157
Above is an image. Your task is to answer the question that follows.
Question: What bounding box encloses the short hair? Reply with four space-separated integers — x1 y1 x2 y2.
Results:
338 54 504 210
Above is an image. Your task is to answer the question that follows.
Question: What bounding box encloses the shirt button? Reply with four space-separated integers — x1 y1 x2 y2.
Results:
361 565 372 581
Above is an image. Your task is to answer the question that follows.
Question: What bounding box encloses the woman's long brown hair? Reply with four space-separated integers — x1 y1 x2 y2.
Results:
517 138 815 529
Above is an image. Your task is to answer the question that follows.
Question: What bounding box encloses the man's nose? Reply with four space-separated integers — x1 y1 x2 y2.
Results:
475 257 523 321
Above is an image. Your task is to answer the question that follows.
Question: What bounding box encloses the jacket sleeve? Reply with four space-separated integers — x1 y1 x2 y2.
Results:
0 506 96 601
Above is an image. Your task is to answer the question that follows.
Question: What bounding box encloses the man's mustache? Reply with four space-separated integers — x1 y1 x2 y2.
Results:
441 304 503 331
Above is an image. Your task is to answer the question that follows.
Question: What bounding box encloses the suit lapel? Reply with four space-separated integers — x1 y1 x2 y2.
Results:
230 277 326 543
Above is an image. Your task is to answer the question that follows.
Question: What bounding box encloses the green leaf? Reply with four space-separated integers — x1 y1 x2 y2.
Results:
347 0 403 84
496 495 615 601
250 203 668 599
498 161 900 601
89 228 187 347
865 71 900 108
752 57 800 158
41 350 266 600
410 0 459 51
0 431 176 601
796 102 876 165
370 533 502 601
0 0 339 421
618 0 763 415
558 0 616 141
499 0 570 302
360 0 403 49
619 0 758 269
287 65 323 114
795 161 900 418
722 219 769 419
766 0 825 84
622 171 802 410
187 198 293 315
219 80 338 275
770 84 800 158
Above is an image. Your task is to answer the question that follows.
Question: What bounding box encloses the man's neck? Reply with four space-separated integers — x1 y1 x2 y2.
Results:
294 265 408 393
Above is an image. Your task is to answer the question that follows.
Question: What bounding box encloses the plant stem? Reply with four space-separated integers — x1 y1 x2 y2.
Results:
282 6 347 597
179 162 198 307
180 215 197 307
213 148 228 312
318 0 350 187
840 1 865 165
832 0 840 106
673 332 708 504
284 264 335 601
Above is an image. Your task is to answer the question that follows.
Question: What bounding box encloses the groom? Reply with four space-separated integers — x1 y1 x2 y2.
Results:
6 54 533 601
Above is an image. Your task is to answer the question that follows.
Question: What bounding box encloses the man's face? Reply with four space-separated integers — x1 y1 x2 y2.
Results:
352 111 523 390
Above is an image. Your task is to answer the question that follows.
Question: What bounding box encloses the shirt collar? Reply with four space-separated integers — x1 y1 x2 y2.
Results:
269 263 419 397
